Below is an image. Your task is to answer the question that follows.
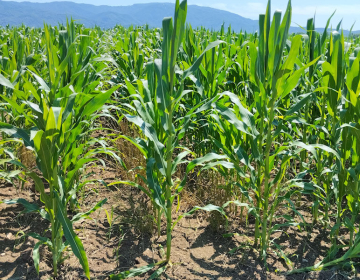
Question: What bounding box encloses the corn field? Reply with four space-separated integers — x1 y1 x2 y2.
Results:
1 0 360 279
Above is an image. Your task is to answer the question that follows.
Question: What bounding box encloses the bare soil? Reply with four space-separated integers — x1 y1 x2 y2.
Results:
1 165 359 280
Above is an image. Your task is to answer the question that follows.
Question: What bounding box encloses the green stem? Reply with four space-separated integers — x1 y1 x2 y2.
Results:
261 93 276 261
1 111 6 171
255 107 265 248
164 20 177 262
267 182 282 245
157 207 162 238
165 105 173 263
51 194 58 277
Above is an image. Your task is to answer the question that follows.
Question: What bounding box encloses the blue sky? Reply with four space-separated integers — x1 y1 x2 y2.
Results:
6 0 360 30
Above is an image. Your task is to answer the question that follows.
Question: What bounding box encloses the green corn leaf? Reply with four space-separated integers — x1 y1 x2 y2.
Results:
92 55 119 68
186 153 228 173
3 198 40 213
291 142 341 162
176 153 230 193
62 93 77 123
273 243 294 269
171 150 191 175
27 232 52 245
0 122 32 147
54 192 90 279
65 158 97 190
311 144 341 161
0 170 22 179
171 0 188 70
1 94 25 115
274 0 292 72
0 159 27 169
80 85 120 118
199 160 235 171
33 130 53 181
290 141 318 161
149 265 167 279
125 115 166 170
33 241 42 274
115 135 149 159
219 91 259 136
110 262 157 279
0 73 14 89
278 56 320 100
146 158 166 211
71 198 107 222
183 40 226 80
29 70 50 93
222 200 249 209
214 102 255 137
104 209 112 227
285 92 313 116
27 172 52 208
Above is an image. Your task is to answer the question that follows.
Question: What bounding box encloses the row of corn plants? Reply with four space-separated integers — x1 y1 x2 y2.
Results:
1 0 360 278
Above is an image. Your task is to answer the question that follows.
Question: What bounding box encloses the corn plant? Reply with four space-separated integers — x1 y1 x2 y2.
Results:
205 1 342 264
109 1 234 278
1 0 360 277
0 20 123 277
0 77 120 277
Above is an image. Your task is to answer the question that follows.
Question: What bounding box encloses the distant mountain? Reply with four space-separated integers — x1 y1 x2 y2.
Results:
0 1 359 35
0 1 259 31
289 26 360 36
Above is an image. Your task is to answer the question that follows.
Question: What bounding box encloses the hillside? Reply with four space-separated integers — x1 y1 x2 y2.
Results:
0 1 259 31
0 1 359 34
